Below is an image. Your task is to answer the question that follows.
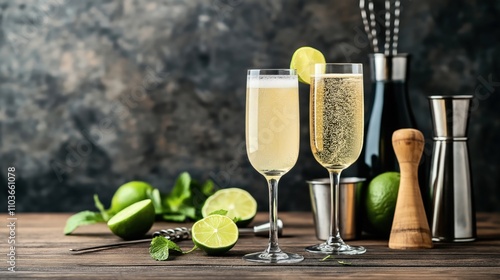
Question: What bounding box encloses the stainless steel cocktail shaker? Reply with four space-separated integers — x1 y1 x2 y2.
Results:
428 95 476 242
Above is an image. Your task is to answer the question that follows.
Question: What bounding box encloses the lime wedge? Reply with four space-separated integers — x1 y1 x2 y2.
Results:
191 214 239 255
201 188 257 227
107 199 155 240
290 46 326 84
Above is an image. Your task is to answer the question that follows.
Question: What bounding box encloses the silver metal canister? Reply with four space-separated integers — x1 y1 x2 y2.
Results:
307 177 365 241
428 95 476 242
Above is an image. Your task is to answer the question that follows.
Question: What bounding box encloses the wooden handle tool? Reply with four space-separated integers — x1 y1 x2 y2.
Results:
388 129 433 249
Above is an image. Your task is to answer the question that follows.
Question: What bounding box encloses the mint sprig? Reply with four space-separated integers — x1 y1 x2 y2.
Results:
149 236 184 261
63 195 109 234
64 171 217 235
63 211 104 235
161 172 216 222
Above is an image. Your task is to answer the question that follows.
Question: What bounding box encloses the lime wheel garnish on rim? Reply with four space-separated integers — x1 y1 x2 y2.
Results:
290 46 326 84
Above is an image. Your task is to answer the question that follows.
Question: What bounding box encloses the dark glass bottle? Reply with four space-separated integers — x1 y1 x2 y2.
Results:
360 53 417 180
358 54 432 232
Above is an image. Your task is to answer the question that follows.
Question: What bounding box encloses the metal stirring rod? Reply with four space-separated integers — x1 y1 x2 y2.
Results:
392 0 401 55
384 0 391 55
360 0 379 53
69 219 283 253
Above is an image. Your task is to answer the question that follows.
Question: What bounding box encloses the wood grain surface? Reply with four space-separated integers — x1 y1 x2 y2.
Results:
1 212 500 279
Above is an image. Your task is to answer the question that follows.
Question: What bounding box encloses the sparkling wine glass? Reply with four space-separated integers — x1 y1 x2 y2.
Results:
306 63 366 255
243 69 304 263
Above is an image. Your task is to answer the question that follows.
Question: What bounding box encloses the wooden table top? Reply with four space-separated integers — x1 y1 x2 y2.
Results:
2 212 500 279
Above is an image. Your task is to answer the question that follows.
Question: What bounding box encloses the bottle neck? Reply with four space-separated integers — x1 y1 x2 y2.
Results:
369 53 409 82
433 137 468 141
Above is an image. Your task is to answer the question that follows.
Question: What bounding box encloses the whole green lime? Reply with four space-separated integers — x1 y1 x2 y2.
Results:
365 172 400 236
109 181 154 215
107 199 155 240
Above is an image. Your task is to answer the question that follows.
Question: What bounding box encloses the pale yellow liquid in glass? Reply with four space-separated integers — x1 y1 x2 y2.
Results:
246 77 299 177
310 73 364 171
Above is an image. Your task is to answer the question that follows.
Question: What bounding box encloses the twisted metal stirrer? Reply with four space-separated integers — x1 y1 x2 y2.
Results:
360 0 379 53
392 0 401 55
153 227 191 240
69 227 191 253
360 0 401 55
368 0 378 53
384 0 391 55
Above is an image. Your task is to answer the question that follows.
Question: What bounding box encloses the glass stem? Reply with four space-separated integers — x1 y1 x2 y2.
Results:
266 177 282 253
327 170 342 244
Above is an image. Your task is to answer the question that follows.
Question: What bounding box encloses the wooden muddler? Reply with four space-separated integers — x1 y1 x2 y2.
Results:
389 129 433 249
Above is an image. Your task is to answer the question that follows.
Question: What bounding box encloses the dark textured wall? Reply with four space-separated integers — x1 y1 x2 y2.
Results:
1 0 499 212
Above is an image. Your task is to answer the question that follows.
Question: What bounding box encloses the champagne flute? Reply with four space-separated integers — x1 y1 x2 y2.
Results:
243 69 304 263
306 63 366 255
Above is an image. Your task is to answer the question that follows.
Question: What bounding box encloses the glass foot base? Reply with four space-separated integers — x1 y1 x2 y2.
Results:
306 243 366 255
243 251 304 264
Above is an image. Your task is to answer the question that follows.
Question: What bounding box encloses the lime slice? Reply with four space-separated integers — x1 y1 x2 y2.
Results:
107 199 155 240
201 188 257 227
290 46 326 84
191 214 239 255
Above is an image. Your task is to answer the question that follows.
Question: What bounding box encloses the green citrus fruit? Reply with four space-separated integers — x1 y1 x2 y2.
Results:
365 172 400 236
107 199 155 240
192 214 239 255
201 188 257 227
109 181 154 215
290 46 326 84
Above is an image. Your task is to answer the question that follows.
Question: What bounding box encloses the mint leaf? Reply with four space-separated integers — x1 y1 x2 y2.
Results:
164 172 191 212
93 194 110 221
148 188 163 215
160 173 219 222
201 179 216 196
208 209 228 216
178 205 197 220
161 206 196 222
188 179 213 220
149 236 183 261
232 216 241 224
64 211 104 235
162 204 197 222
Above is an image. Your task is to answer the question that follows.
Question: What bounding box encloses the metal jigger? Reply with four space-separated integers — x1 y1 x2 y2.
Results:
428 95 476 242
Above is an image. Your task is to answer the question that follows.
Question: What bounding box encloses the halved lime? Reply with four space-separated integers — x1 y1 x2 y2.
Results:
107 199 155 240
191 214 239 255
290 46 326 84
201 188 257 227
